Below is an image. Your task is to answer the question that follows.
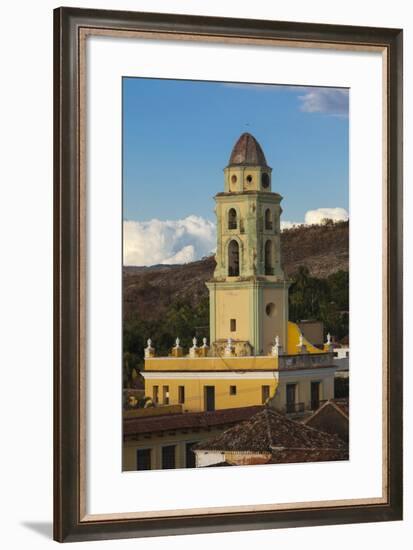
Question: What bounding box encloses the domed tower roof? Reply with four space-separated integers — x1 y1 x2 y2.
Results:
228 132 268 167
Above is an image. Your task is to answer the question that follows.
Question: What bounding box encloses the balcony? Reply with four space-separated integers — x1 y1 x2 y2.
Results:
278 353 334 371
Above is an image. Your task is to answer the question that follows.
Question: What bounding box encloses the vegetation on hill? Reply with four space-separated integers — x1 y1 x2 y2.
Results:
123 221 349 388
281 219 349 278
289 266 349 339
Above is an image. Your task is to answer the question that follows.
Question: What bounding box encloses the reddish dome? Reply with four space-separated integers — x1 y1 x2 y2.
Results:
228 133 268 167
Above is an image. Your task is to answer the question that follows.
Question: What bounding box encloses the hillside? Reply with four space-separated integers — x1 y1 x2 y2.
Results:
281 220 349 278
123 221 348 323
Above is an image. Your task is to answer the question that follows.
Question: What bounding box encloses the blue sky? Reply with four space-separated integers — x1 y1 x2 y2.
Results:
122 78 349 266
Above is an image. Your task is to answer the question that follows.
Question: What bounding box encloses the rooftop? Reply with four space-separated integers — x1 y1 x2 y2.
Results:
228 133 268 167
123 405 263 438
306 398 349 421
194 406 347 454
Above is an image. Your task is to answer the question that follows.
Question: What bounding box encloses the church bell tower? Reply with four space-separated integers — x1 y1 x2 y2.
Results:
206 133 290 356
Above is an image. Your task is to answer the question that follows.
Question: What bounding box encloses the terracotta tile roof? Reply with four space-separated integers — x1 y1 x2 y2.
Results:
305 399 349 423
205 450 349 466
123 406 263 437
332 398 349 417
303 399 349 446
269 448 348 463
194 406 347 454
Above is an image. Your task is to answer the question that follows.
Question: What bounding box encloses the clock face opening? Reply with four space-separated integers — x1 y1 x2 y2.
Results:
265 302 276 317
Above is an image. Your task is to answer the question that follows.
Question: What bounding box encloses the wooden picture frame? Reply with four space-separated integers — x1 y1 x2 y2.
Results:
53 6 403 542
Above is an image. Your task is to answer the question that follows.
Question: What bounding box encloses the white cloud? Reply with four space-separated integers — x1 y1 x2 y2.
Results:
298 88 349 116
221 84 348 116
124 208 348 266
123 215 216 266
281 208 348 230
304 207 349 225
281 220 302 230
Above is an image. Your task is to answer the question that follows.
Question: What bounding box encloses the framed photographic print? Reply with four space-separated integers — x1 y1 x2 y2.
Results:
53 6 403 543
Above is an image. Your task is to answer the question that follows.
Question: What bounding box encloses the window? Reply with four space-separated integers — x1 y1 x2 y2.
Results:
265 303 276 317
185 442 198 468
161 445 176 469
286 383 297 413
262 385 270 404
228 208 237 229
265 208 273 230
230 318 236 332
230 385 237 396
261 173 270 188
152 385 159 404
204 386 215 412
311 381 321 410
136 448 151 470
178 385 185 404
265 240 274 275
162 385 169 405
228 240 240 276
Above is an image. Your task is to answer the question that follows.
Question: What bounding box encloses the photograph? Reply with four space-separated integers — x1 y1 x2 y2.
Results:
50 5 402 542
121 78 350 471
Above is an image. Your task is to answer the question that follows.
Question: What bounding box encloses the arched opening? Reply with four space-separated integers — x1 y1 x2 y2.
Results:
261 172 270 188
265 208 273 230
228 240 240 276
228 208 237 230
265 240 273 275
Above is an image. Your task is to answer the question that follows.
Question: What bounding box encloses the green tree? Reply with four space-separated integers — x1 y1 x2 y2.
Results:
289 266 349 342
122 296 210 388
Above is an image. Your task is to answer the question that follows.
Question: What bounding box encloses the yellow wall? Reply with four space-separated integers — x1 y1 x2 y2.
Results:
143 377 278 413
262 286 289 353
214 286 250 341
145 355 278 371
224 166 271 193
123 428 225 471
287 321 324 354
216 198 249 219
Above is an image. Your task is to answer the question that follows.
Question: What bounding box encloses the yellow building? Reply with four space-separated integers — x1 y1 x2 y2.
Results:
141 133 337 414
123 405 263 471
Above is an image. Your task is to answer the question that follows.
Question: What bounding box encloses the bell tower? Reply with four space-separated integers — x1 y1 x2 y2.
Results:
207 133 290 356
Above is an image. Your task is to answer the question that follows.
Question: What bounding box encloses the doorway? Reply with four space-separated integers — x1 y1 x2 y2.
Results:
204 386 215 411
286 383 297 413
311 381 321 410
